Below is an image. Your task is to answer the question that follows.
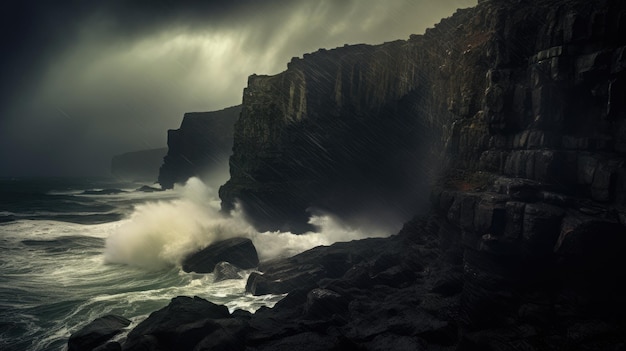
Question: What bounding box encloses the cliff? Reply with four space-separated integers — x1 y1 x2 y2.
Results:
111 148 167 181
72 0 626 350
220 42 438 232
158 105 241 189
221 0 626 232
217 0 626 345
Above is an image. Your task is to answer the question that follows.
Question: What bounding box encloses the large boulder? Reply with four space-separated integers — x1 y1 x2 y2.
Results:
67 315 130 351
123 296 234 350
244 238 389 296
182 237 259 273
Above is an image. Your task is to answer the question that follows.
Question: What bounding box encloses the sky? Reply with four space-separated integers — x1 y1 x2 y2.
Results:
0 0 476 177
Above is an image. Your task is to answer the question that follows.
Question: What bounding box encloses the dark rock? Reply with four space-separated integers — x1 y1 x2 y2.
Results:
111 0 626 350
67 315 130 351
158 105 241 189
304 288 348 320
94 342 122 351
253 332 338 351
363 334 425 351
246 238 387 295
431 269 464 297
371 265 416 288
212 261 243 282
123 296 230 350
193 320 248 351
522 202 564 255
182 237 259 273
245 267 325 296
135 185 164 193
81 189 127 195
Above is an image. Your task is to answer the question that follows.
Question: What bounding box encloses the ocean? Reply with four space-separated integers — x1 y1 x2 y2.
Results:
0 176 388 350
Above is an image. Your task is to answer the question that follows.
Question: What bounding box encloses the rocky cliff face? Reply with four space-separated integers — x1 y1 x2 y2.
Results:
71 1 626 350
158 105 241 189
221 0 626 235
220 0 626 343
111 148 167 181
220 43 438 232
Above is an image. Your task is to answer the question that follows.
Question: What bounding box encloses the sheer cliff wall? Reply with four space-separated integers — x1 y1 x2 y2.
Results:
220 0 626 326
221 0 626 234
158 105 241 189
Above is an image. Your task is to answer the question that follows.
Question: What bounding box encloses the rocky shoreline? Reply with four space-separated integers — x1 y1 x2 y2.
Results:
70 0 626 349
69 201 626 350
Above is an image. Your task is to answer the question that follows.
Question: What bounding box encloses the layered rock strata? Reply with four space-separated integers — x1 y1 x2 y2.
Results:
220 0 626 236
71 0 626 350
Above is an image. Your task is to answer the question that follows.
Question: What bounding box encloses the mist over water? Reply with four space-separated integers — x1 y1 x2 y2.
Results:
104 177 392 270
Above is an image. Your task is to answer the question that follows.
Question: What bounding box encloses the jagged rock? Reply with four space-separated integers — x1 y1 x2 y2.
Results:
94 343 121 351
158 105 241 189
135 185 163 193
245 268 324 296
522 202 564 255
67 315 130 351
245 238 389 295
101 0 626 350
213 261 243 282
182 237 258 274
304 288 348 320
123 296 232 351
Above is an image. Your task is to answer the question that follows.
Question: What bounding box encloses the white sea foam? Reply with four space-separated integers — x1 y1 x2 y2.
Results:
103 177 391 270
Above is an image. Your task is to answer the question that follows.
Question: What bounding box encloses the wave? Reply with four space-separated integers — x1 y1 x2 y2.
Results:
104 177 391 271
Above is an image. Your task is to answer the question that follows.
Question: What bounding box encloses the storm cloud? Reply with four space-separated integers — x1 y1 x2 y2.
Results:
0 0 476 176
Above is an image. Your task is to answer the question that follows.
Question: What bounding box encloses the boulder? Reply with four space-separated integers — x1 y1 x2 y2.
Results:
182 237 259 273
213 261 244 282
123 296 232 351
67 315 130 351
304 288 348 320
245 238 387 295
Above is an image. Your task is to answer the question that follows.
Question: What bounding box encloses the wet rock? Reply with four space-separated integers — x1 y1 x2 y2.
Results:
522 203 564 255
68 315 130 351
246 238 387 295
135 185 164 193
213 261 243 282
123 296 231 350
182 237 259 273
304 288 348 320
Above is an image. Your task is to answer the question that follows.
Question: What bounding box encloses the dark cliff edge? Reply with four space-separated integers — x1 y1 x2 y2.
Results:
73 0 626 350
111 148 167 182
158 105 242 189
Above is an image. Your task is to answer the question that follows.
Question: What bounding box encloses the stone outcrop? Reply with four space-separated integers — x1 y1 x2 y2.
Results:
67 315 130 351
219 44 436 232
158 105 241 189
220 0 626 236
111 148 167 181
181 237 259 274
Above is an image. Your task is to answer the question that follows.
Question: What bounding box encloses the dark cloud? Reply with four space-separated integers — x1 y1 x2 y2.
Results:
0 0 476 176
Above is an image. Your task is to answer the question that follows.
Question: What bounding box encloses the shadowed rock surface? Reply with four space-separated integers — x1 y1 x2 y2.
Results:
67 315 130 351
213 261 244 282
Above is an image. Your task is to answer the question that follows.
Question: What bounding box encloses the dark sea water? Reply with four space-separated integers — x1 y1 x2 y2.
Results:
0 177 290 351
